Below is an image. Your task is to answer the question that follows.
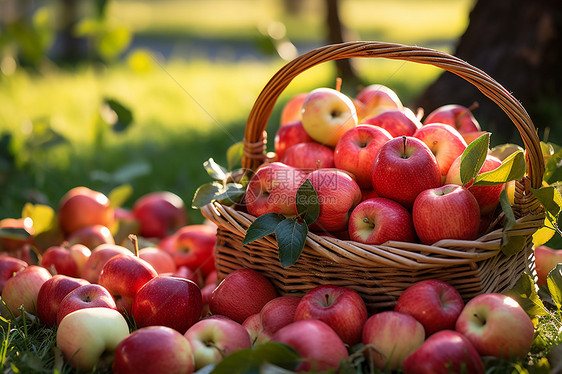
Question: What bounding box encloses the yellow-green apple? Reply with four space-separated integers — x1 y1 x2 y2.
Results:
0 255 27 293
271 319 349 372
372 136 442 209
301 87 358 147
132 191 188 240
132 275 202 334
424 104 482 134
81 243 133 283
209 268 278 324
57 186 115 236
362 311 425 371
1 265 51 317
348 197 416 245
0 217 34 252
56 283 117 325
280 92 308 126
274 120 313 160
455 293 534 359
445 154 505 216
355 83 403 119
67 224 115 250
362 108 422 137
394 279 464 336
56 307 130 371
294 284 368 346
244 162 307 218
280 142 335 170
113 326 194 374
139 246 176 274
306 168 362 233
41 243 92 277
184 316 252 370
535 245 562 287
402 330 484 374
413 123 467 183
98 254 157 314
36 274 89 327
412 184 481 244
334 124 393 188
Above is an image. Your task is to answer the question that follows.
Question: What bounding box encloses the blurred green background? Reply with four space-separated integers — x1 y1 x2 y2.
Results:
0 0 541 224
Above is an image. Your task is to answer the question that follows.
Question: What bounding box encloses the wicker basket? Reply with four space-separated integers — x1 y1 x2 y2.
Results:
201 41 546 312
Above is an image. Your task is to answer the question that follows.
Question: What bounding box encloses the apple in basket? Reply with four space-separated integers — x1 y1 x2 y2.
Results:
274 120 313 160
280 142 335 170
424 104 481 134
354 83 403 119
280 92 308 126
361 108 422 137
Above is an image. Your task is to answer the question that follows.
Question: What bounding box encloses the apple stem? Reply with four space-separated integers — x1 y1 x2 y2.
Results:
473 313 486 326
402 136 407 157
335 77 342 92
129 234 140 257
468 101 479 112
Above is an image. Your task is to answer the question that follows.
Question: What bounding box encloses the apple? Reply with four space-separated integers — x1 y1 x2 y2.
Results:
1 265 51 317
0 217 34 252
402 330 484 374
361 188 378 201
67 224 115 250
98 254 158 314
372 136 442 209
132 275 202 334
334 124 393 188
348 197 416 245
81 243 133 283
0 255 27 293
56 307 130 371
41 243 92 277
294 284 367 346
455 293 534 359
413 123 467 182
394 279 464 336
423 104 482 134
362 311 425 371
244 162 307 218
445 154 505 216
133 191 188 240
274 120 313 160
280 142 335 170
113 326 194 374
138 246 176 274
56 283 118 326
167 265 204 287
209 268 278 324
355 83 403 119
272 319 349 372
306 168 362 233
184 316 252 370
280 92 308 126
301 87 358 147
36 274 90 327
57 186 115 236
535 245 562 287
412 184 481 244
242 313 267 345
260 295 301 337
361 108 422 137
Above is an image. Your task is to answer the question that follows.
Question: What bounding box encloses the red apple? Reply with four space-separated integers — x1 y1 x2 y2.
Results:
394 279 465 336
209 268 278 324
535 245 562 287
0 255 27 293
41 243 92 277
295 284 368 346
132 275 202 334
0 217 34 252
280 142 335 170
348 197 416 244
139 246 176 274
132 191 188 240
334 124 393 188
455 293 534 359
280 92 308 126
56 283 118 326
274 120 313 160
36 274 90 327
372 136 442 209
272 319 349 372
412 184 481 244
424 104 481 134
81 243 133 283
242 313 267 345
260 295 301 338
1 265 52 316
361 108 422 137
355 84 403 119
57 186 115 236
67 224 115 250
362 311 425 371
306 168 362 233
113 326 194 374
402 330 484 374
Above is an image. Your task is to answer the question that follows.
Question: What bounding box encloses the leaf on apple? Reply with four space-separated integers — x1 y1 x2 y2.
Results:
546 263 562 311
499 189 527 256
191 181 246 209
21 203 55 236
473 150 526 186
504 272 547 319
108 184 133 208
242 213 285 245
204 158 228 181
275 218 308 268
460 132 490 186
295 179 319 225
212 341 300 374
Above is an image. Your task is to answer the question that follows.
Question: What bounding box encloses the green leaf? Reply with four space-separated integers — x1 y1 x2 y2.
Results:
21 203 55 235
531 186 562 220
460 132 490 186
226 142 244 171
97 26 131 61
191 182 245 209
499 189 526 256
533 215 557 247
242 213 285 246
108 184 133 208
203 158 228 181
504 272 547 318
473 150 525 186
295 179 319 225
546 263 562 310
275 217 308 267
0 227 32 242
543 148 562 184
212 342 300 374
102 98 133 133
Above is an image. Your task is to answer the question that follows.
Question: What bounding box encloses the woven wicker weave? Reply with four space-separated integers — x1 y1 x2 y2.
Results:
201 41 546 312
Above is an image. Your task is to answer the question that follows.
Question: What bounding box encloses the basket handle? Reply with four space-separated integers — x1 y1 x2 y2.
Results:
242 41 545 190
